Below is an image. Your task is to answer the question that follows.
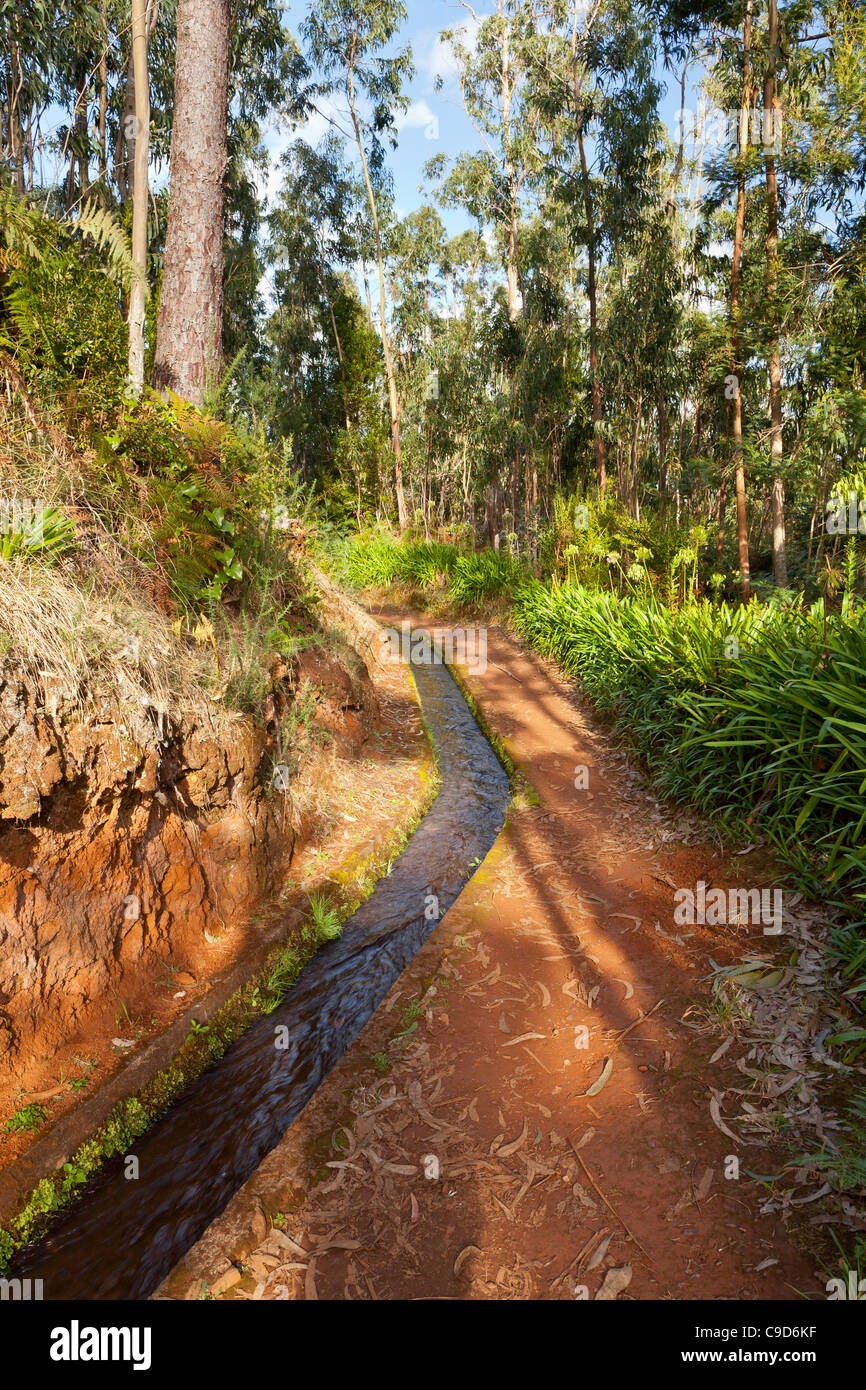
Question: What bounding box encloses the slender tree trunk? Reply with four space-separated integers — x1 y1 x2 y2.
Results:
318 244 351 431
98 1 108 186
9 43 25 193
66 72 88 212
569 0 606 491
499 6 520 322
764 0 787 586
658 389 669 500
127 0 150 394
575 120 606 491
729 0 753 601
153 0 229 403
348 77 408 531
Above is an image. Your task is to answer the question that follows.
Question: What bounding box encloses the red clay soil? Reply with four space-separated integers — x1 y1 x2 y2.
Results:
0 651 431 1194
159 621 829 1302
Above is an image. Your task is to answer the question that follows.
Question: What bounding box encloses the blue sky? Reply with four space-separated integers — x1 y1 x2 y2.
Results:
262 0 493 238
263 0 695 238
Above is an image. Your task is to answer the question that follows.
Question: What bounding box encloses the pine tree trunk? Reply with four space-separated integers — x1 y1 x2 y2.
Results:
764 0 787 586
730 0 753 601
153 0 229 404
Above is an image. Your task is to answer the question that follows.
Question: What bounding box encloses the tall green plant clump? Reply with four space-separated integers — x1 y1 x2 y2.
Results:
513 581 866 908
334 532 527 603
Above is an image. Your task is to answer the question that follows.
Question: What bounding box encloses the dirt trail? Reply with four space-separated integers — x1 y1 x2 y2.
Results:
160 620 825 1301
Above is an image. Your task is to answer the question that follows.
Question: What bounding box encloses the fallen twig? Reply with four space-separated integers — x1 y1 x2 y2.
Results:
568 1140 655 1266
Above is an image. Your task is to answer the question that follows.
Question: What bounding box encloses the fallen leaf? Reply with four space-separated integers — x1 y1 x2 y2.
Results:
585 1233 613 1271
579 1057 613 1098
709 1036 734 1064
709 1096 741 1143
502 1032 545 1047
594 1265 632 1300
496 1118 529 1158
453 1245 482 1278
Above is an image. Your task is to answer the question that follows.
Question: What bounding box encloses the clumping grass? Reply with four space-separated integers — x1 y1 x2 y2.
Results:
331 531 527 607
0 553 216 722
305 891 343 943
511 580 866 912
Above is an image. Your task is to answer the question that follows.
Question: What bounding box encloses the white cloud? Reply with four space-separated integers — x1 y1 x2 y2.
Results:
396 99 441 141
424 14 488 86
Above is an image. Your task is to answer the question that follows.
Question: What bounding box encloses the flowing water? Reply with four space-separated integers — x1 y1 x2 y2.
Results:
13 656 509 1300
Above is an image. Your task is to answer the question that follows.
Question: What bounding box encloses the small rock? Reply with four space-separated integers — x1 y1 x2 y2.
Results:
210 1266 242 1296
251 1198 268 1245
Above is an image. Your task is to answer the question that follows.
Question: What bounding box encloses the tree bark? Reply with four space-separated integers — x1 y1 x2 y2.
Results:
127 0 151 394
499 4 520 323
764 0 787 586
729 0 753 601
153 0 229 404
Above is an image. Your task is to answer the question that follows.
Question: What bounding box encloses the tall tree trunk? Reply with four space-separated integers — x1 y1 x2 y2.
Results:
569 1 606 491
348 79 408 531
153 0 229 404
729 0 753 601
66 72 88 212
98 1 108 187
127 0 150 394
764 0 787 586
658 389 669 500
499 3 520 322
577 122 606 490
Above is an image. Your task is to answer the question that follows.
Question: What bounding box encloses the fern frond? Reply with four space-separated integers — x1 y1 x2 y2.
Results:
64 199 148 299
0 189 52 262
0 189 146 298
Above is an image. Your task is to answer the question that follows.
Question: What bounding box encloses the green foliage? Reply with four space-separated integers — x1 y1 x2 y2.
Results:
3 1103 45 1134
334 532 525 604
306 891 343 943
0 505 77 562
512 581 866 908
541 492 691 596
0 190 142 414
447 549 525 605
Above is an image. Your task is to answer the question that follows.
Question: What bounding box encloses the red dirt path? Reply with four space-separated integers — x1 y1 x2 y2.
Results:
159 620 827 1302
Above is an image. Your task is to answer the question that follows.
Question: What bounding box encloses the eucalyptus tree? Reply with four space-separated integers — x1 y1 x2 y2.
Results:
0 0 58 192
303 0 414 529
524 0 667 497
126 0 158 394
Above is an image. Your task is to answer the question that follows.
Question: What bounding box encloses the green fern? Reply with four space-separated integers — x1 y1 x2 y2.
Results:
0 188 144 297
71 198 147 298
